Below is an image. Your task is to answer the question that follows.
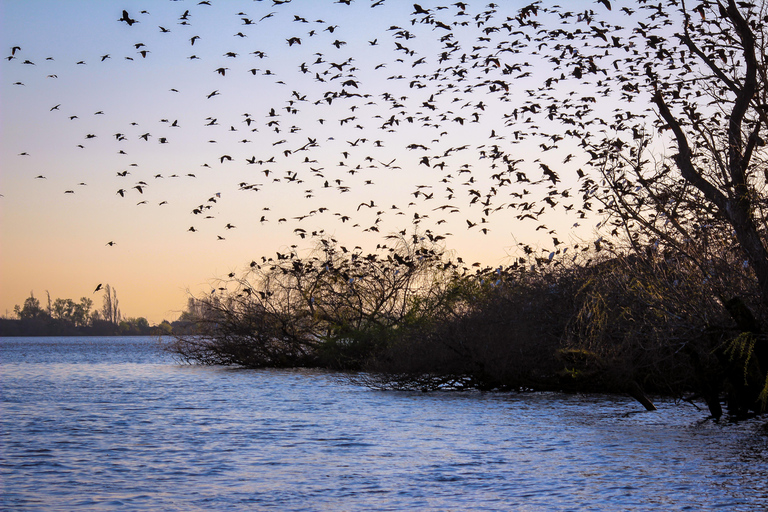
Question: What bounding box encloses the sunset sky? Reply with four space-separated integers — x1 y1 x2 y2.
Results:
1 0 611 324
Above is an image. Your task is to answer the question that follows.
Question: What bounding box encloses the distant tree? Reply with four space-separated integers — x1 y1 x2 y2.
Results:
156 320 173 335
73 297 93 327
13 292 48 320
100 284 121 325
50 296 92 326
117 317 153 335
52 298 75 322
45 290 52 317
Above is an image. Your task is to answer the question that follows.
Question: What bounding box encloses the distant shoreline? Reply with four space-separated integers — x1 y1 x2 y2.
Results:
0 318 197 337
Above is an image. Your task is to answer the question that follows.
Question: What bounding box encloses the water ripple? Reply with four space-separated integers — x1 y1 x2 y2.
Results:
2 336 767 511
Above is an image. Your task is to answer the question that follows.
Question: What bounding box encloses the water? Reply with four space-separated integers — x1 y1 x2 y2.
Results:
2 337 767 511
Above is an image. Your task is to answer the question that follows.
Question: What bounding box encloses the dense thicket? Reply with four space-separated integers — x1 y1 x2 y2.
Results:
168 234 765 419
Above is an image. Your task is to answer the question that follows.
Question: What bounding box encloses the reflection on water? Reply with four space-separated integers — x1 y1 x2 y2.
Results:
2 336 767 511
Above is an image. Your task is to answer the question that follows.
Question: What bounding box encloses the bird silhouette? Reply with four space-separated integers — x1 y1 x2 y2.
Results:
5 0 726 297
119 10 138 26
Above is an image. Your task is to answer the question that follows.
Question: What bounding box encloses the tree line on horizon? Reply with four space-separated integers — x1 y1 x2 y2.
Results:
1 285 198 336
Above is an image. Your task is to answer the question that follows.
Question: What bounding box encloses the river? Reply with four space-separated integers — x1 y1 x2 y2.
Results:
1 336 767 511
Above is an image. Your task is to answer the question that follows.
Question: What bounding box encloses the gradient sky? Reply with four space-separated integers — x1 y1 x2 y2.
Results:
1 0 609 324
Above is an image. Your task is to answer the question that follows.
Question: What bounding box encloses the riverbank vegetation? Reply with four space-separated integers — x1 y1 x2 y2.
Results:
169 0 768 421
168 232 767 421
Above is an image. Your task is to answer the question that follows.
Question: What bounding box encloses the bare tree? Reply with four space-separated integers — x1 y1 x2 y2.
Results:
100 284 121 325
516 0 768 415
396 0 768 414
169 234 465 368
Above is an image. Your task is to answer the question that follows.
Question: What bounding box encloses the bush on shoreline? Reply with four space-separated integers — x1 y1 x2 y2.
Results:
168 234 767 421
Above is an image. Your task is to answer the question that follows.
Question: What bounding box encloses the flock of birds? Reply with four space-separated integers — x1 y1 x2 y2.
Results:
6 0 738 271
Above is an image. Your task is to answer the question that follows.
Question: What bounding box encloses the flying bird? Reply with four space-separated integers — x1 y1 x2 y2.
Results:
119 10 138 26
